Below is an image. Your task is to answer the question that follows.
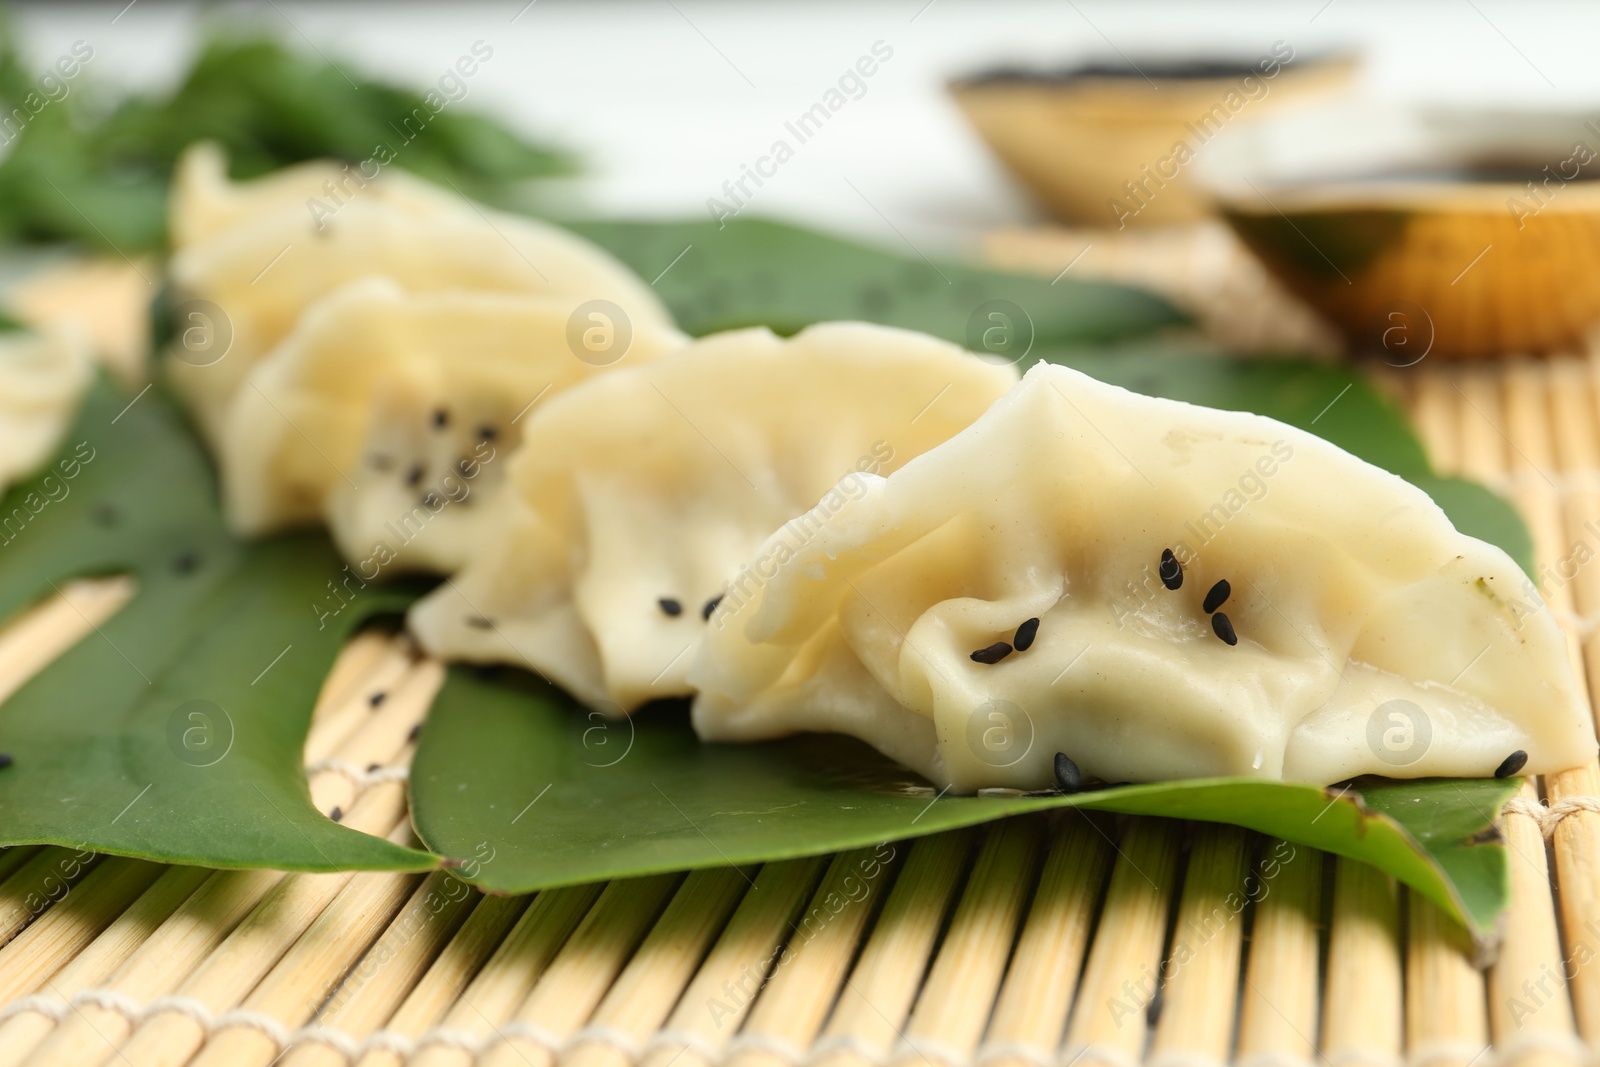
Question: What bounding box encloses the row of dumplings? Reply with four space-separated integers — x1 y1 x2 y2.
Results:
167 145 1593 792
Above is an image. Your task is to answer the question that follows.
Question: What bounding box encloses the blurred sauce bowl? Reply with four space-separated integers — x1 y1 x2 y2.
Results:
1202 104 1600 361
949 49 1357 227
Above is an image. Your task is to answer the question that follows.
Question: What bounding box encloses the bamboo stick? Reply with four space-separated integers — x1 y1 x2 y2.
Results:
1406 892 1490 1067
563 866 754 1067
279 871 481 1067
1367 364 1411 413
1148 826 1253 1067
1401 365 1496 1067
811 831 975 1067
0 576 133 707
0 862 212 1067
478 873 682 1067
1236 839 1323 1067
1321 858 1401 1067
899 820 1042 1067
24 866 287 1065
352 895 537 1067
0 847 104 947
0 846 40 885
1410 368 1463 478
304 635 426 765
0 855 163 1002
1473 363 1583 1067
1546 743 1600 1039
1541 356 1600 1045
637 856 829 1067
1488 779 1581 1067
1502 360 1585 674
400 883 601 1067
0 870 214 1067
982 817 1112 1067
307 660 442 818
29 779 406 1067
98 788 412 1067
187 844 429 1067
309 628 404 727
1062 817 1182 1067
723 846 903 1067
1455 369 1509 483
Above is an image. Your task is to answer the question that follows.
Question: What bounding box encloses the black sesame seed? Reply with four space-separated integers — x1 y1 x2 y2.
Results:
1495 750 1529 779
405 463 424 488
1054 752 1082 793
1014 617 1040 652
1212 612 1238 646
659 597 684 617
970 641 1013 664
1203 579 1231 614
477 425 497 441
330 806 343 822
0 753 12 770
702 594 724 621
172 552 198 575
367 762 381 773
369 691 386 708
90 502 119 527
432 408 449 429
1159 548 1182 590
407 723 422 742
466 615 494 630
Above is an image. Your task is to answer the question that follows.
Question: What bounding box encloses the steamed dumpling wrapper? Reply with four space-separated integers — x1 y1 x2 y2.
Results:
217 278 685 574
165 145 677 445
690 361 1596 792
408 322 1020 711
169 141 457 250
0 327 93 498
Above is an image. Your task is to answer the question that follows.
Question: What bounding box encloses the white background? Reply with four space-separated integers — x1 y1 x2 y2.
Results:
10 1 1600 253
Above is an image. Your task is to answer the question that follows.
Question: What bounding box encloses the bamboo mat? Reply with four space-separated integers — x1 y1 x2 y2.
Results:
3 228 1600 1067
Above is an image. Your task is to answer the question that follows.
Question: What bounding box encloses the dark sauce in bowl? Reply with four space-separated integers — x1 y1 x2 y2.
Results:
1332 161 1600 185
954 54 1323 89
1259 156 1600 194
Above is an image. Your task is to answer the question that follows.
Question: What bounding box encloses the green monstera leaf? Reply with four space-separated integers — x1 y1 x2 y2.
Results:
413 667 1517 942
572 217 1187 345
0 377 433 873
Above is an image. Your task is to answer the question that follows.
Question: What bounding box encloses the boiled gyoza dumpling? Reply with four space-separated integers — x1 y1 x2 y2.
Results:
165 147 676 444
219 277 684 573
0 327 92 497
408 322 1020 711
690 361 1596 792
169 141 457 250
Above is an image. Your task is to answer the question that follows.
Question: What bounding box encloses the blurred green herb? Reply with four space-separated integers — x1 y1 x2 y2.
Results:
0 22 570 253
